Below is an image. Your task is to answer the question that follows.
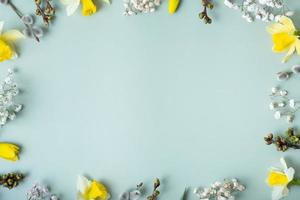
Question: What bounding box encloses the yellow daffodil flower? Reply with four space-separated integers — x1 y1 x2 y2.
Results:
0 143 20 161
60 0 110 16
266 158 295 200
168 0 180 14
77 175 110 200
0 21 24 62
267 16 300 63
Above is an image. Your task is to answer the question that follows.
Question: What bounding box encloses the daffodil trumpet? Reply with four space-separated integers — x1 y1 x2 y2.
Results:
266 158 299 200
267 16 300 63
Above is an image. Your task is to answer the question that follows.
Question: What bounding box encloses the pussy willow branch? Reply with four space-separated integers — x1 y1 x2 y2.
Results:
8 0 40 42
34 0 55 25
35 2 48 22
199 0 213 24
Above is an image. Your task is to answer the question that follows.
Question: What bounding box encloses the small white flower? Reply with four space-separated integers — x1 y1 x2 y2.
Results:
274 111 281 119
285 11 294 17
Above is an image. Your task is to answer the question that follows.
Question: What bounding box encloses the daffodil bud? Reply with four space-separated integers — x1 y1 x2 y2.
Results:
168 0 180 14
0 143 20 161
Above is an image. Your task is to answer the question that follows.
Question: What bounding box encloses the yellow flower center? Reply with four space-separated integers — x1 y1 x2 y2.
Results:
84 181 109 200
81 0 97 16
0 40 13 62
267 171 289 186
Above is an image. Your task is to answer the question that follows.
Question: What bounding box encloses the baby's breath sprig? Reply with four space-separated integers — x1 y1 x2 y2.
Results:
147 178 160 200
0 0 44 42
34 0 55 26
199 0 214 24
265 128 300 152
27 183 59 200
0 69 23 126
194 179 245 200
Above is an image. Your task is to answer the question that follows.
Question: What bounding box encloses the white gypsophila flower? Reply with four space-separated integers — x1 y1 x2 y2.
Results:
0 69 22 127
194 179 245 200
123 0 161 16
27 183 59 200
224 0 292 23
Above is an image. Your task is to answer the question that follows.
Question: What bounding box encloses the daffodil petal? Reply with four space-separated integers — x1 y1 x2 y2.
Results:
77 175 91 194
272 186 286 200
1 30 24 43
63 0 80 16
267 23 287 34
267 17 295 35
0 21 4 35
295 40 300 55
278 16 296 33
280 158 288 170
60 0 73 4
77 195 84 200
285 168 295 182
102 0 111 4
267 16 296 34
282 44 296 63
282 187 289 197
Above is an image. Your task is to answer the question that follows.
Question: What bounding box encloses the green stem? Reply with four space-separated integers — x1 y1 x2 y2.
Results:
294 30 300 36
288 178 300 186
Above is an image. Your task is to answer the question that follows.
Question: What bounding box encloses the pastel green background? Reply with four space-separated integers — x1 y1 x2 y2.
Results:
1 1 300 199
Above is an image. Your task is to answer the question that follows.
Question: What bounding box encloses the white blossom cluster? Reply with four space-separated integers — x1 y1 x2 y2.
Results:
224 0 293 22
27 184 59 200
123 0 161 16
194 179 245 200
0 69 22 127
269 87 299 124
